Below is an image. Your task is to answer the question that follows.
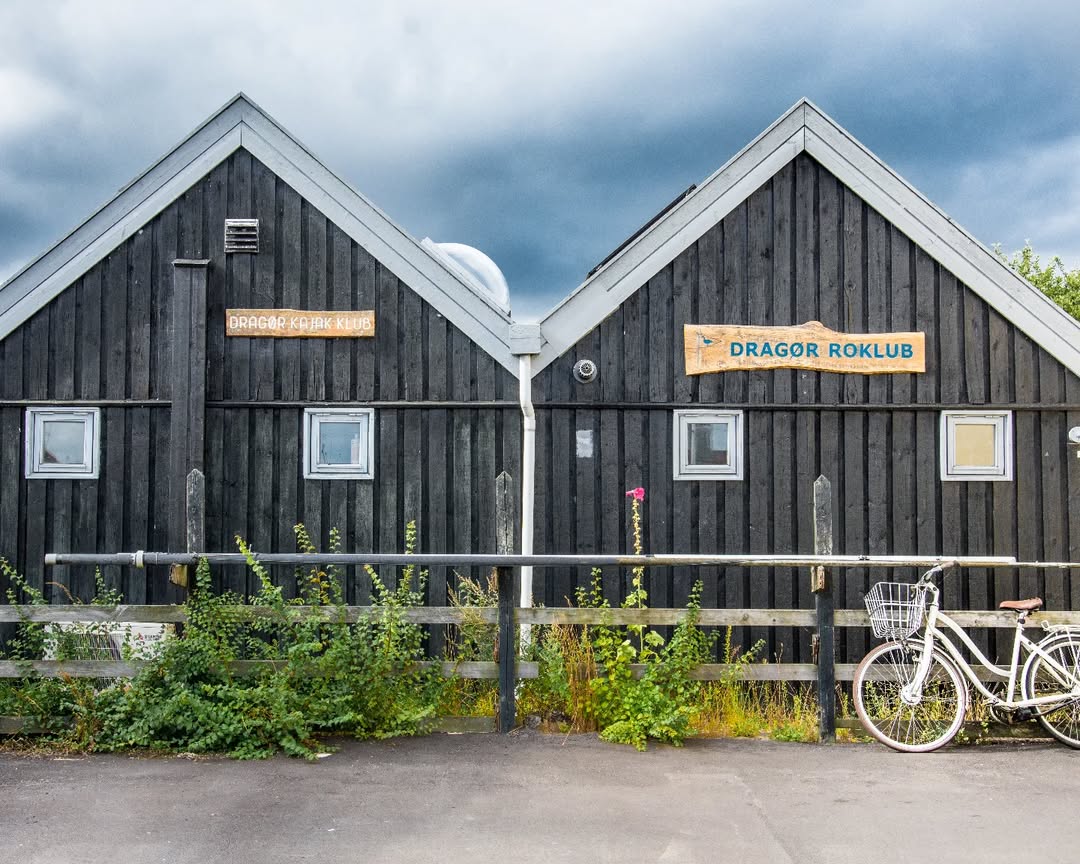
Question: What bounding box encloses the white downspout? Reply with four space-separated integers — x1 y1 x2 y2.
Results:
509 323 542 651
518 353 536 617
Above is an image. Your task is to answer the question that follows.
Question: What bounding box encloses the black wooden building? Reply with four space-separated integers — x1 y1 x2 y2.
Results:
2 96 1079 664
0 94 526 611
528 100 1080 660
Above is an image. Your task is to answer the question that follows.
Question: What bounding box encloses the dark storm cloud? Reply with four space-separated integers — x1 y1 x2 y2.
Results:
311 2 1080 316
358 120 743 318
2 0 1079 320
0 120 133 281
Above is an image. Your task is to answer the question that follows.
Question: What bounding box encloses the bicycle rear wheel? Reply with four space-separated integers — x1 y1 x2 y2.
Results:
1022 636 1080 749
853 641 967 752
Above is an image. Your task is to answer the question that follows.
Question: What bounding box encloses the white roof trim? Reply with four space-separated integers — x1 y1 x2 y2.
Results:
802 111 1080 376
533 99 1080 378
0 94 518 374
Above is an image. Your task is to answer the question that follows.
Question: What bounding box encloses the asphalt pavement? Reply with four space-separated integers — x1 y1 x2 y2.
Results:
2 731 1077 863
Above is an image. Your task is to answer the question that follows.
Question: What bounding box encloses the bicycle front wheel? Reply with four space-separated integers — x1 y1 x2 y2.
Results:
853 641 967 752
1022 636 1080 749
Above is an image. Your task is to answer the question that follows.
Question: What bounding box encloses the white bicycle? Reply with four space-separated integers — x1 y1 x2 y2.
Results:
853 563 1080 752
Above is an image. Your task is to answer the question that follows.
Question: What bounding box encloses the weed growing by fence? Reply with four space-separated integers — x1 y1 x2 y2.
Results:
0 560 129 747
518 620 597 729
436 489 718 745
438 572 498 718
689 629 818 742
92 557 315 758
508 490 715 749
1 523 447 759
592 582 713 750
510 491 823 746
560 491 711 749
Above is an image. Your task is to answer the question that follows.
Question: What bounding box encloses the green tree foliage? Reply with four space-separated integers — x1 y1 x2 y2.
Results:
998 244 1080 321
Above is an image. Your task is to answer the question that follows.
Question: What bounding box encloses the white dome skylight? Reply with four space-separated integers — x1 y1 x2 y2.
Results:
421 239 510 313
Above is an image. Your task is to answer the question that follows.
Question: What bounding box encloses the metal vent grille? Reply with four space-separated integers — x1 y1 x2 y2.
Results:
224 219 259 253
573 358 598 383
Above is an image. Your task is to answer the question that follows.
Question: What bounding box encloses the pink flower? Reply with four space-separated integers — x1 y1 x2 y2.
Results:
625 487 645 501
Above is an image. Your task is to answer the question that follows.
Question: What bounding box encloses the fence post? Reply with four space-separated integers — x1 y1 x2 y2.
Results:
495 471 516 733
813 475 835 743
169 468 206 590
186 469 206 553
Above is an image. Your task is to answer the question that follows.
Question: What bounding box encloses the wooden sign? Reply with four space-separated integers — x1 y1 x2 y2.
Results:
226 309 375 338
684 321 925 375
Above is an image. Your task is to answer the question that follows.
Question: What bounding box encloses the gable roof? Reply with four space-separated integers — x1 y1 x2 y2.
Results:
534 98 1080 378
0 93 519 373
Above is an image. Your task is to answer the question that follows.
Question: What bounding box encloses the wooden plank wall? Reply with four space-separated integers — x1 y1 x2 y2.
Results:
0 222 174 606
0 150 520 619
531 153 1080 663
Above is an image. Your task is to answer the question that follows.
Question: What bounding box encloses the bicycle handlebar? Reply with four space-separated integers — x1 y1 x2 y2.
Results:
919 561 959 585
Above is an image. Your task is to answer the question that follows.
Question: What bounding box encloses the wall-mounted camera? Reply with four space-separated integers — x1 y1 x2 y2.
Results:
573 359 598 384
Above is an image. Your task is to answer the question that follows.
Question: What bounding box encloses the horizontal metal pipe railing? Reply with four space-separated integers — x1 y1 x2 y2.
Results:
44 551 1075 569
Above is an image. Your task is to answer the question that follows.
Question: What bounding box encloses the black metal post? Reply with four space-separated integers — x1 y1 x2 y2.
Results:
497 565 515 733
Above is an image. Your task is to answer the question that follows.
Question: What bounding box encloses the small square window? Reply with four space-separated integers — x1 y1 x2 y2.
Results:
25 408 100 479
303 408 374 479
673 410 743 480
940 411 1012 481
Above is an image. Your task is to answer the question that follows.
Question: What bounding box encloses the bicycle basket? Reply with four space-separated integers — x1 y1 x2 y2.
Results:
864 581 928 640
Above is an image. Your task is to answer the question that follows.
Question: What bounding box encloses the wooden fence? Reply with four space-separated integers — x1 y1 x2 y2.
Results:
4 474 1079 741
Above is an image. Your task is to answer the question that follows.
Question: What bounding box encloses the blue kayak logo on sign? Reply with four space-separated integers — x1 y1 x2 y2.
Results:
684 321 925 375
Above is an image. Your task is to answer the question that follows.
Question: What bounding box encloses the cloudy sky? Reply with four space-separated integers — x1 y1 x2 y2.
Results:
2 0 1079 320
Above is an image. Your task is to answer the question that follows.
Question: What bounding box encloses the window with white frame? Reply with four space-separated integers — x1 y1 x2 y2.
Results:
303 408 375 479
673 410 743 480
24 407 101 479
940 411 1013 481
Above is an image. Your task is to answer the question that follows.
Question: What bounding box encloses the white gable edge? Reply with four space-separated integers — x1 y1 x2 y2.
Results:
0 102 246 308
0 97 518 375
803 116 1080 376
534 108 808 371
236 113 518 373
0 125 244 341
533 100 1080 380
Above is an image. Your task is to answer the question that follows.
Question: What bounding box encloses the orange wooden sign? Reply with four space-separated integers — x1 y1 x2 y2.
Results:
226 309 375 338
684 321 924 375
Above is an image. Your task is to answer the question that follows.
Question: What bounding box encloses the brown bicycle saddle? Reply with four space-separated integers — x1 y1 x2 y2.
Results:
998 598 1043 612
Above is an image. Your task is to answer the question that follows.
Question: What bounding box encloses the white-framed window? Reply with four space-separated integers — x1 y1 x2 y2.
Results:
303 408 375 479
940 410 1013 482
673 410 744 480
24 407 101 479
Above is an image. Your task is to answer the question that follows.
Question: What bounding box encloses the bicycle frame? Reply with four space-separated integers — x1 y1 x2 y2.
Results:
905 581 1080 710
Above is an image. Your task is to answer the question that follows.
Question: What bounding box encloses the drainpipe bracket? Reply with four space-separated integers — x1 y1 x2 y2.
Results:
509 324 543 355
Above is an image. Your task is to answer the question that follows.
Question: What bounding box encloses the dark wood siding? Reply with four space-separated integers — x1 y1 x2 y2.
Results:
0 149 519 610
0 218 175 604
532 153 1080 662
